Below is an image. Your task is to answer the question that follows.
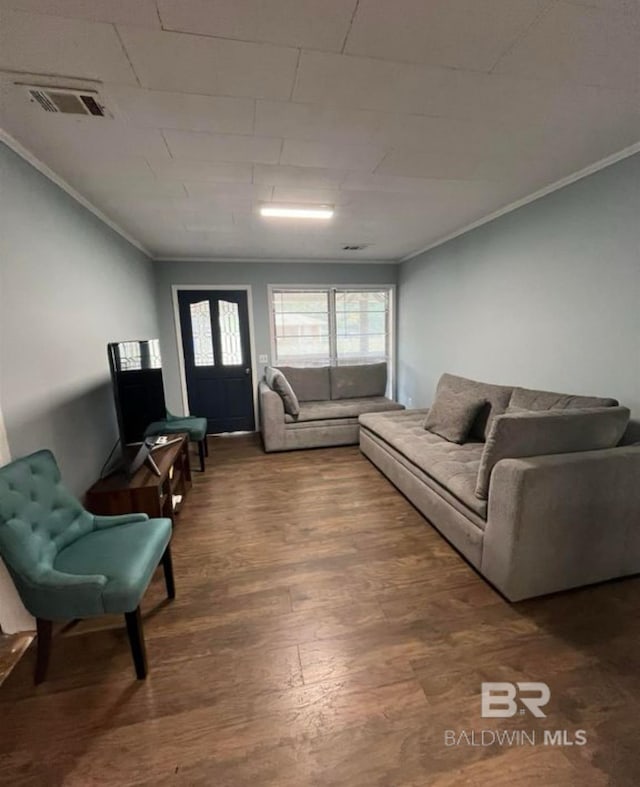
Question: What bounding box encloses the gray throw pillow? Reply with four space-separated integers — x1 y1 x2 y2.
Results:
265 367 300 417
434 373 513 441
475 406 630 499
424 389 486 444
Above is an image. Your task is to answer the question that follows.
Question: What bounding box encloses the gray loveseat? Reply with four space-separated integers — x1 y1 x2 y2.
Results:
359 373 640 601
259 363 404 452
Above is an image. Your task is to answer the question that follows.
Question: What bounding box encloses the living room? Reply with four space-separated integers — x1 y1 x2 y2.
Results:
0 1 639 784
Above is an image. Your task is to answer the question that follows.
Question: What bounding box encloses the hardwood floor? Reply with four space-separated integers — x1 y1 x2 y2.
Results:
1 434 640 785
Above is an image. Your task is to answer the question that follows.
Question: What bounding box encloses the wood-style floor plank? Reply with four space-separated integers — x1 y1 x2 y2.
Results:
1 434 640 785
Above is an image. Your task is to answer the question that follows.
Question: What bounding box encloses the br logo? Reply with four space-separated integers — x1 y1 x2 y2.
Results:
481 682 550 718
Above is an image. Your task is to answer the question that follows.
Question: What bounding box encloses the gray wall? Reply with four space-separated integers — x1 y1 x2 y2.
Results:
0 142 158 494
154 260 398 413
398 153 640 415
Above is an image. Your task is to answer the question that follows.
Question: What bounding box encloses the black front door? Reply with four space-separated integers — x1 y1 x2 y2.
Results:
178 290 255 433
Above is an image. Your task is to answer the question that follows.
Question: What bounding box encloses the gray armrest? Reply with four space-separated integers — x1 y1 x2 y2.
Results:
258 380 286 451
482 446 640 601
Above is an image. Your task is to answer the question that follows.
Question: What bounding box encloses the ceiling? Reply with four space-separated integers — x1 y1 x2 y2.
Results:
0 0 638 262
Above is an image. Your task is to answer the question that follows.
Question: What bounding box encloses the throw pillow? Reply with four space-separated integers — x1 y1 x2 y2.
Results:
434 373 513 441
424 389 486 444
265 367 300 417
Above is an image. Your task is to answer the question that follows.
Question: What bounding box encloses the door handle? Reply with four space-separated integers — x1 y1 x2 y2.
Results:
245 368 251 375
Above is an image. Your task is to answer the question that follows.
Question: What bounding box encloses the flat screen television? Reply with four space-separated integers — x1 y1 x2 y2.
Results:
108 340 167 472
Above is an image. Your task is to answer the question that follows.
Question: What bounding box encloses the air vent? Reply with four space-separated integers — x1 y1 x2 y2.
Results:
342 244 370 251
24 85 109 117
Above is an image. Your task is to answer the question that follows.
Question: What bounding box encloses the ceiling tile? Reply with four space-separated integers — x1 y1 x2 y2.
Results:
494 1 640 89
47 154 156 184
280 139 387 171
157 0 357 51
80 177 187 203
376 146 508 180
370 113 486 150
345 0 549 71
293 50 491 116
8 117 172 160
146 159 253 183
0 0 160 27
255 100 383 144
163 130 282 164
109 86 255 134
183 182 273 201
0 9 138 84
253 163 347 189
341 172 494 196
117 27 299 99
271 186 344 204
564 0 640 10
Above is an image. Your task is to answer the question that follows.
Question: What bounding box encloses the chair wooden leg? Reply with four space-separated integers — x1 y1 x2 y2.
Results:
125 607 148 680
162 545 176 600
204 435 209 457
34 618 52 685
198 439 205 472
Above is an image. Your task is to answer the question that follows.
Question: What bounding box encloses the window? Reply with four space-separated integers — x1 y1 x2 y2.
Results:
270 286 394 382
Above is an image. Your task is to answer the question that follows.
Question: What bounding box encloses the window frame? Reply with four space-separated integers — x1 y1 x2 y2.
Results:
268 284 396 397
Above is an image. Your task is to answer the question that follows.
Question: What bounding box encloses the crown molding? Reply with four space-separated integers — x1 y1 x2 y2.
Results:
400 141 640 263
0 128 151 257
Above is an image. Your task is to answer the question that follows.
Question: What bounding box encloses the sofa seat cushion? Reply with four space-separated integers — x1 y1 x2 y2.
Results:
54 518 172 614
285 396 404 423
145 417 206 442
359 409 487 519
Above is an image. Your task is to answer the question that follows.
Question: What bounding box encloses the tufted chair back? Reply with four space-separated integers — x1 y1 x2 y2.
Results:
0 450 94 602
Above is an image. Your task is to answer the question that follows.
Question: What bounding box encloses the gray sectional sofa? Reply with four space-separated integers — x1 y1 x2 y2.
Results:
359 373 640 601
259 362 404 451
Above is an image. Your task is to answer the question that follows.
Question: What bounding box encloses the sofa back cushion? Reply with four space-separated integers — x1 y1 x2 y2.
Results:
475 406 630 499
435 373 513 441
509 386 618 411
265 367 300 416
330 363 387 400
276 366 330 402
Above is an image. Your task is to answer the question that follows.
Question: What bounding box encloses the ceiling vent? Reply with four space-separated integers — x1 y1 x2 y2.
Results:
342 244 370 251
23 85 110 117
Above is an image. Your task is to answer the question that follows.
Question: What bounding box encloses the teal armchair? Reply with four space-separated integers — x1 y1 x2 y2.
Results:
145 410 208 471
0 450 175 683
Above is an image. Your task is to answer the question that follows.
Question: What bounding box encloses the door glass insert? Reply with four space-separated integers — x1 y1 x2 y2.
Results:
219 300 243 366
190 300 215 366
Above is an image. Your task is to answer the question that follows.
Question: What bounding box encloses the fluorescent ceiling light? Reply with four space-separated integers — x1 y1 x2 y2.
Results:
260 203 334 219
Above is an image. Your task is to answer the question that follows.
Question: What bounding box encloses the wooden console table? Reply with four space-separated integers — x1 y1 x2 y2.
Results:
86 434 192 522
